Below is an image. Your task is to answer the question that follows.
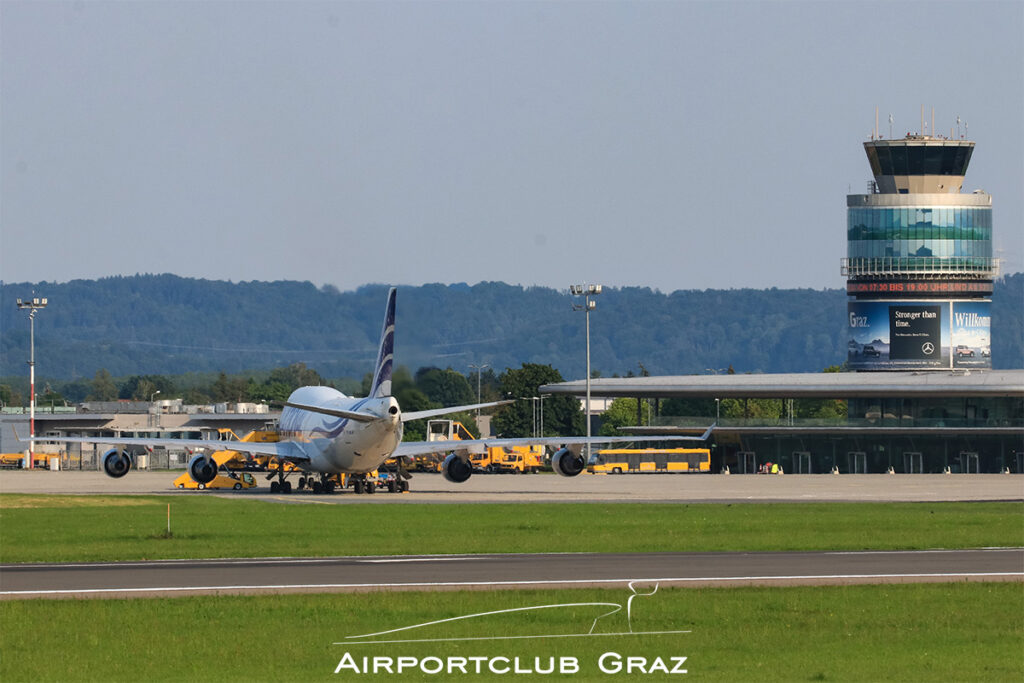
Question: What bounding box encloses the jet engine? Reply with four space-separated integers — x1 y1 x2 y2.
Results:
441 453 472 483
188 453 218 485
102 448 132 478
551 448 585 477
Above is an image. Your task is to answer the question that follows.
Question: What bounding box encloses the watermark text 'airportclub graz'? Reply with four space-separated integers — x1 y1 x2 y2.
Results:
333 652 688 675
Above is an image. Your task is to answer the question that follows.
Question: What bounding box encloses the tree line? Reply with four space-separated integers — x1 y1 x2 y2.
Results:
1 361 845 441
3 274 1021 382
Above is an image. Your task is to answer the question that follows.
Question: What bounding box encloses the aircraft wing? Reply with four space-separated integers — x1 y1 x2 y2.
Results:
392 426 714 459
24 434 311 463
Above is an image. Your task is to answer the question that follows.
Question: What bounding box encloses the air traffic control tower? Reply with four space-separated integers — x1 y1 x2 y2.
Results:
844 122 995 371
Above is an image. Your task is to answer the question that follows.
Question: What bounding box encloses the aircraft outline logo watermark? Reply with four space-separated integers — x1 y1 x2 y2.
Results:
335 581 691 646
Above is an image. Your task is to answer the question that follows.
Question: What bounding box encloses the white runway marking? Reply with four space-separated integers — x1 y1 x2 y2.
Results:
357 557 477 563
3 572 1021 597
337 631 694 645
4 554 491 569
826 547 1023 555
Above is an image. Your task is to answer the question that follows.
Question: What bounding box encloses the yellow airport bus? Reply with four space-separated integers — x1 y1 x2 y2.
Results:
589 448 711 474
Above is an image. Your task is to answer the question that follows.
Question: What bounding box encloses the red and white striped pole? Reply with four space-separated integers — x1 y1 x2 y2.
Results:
29 352 35 470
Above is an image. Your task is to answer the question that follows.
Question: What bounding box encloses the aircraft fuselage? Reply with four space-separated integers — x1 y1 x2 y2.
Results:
279 386 403 474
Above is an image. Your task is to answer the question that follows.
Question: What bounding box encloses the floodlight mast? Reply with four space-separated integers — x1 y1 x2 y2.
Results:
468 363 489 417
16 297 48 470
570 284 601 463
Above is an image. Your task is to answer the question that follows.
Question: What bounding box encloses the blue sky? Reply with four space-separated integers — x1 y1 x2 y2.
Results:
2 1 1021 293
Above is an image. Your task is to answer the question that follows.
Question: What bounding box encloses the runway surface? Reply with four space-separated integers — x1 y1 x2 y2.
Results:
2 548 1021 599
3 470 1022 503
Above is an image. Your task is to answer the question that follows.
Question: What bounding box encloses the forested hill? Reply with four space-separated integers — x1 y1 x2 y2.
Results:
2 274 1022 381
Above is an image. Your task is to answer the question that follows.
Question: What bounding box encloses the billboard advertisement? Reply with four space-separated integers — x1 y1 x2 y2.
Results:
950 301 991 368
847 300 991 370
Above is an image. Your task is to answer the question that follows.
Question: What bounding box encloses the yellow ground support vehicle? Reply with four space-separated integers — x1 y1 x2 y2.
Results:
422 419 476 472
589 448 711 474
1 452 63 469
491 445 546 473
421 420 539 473
468 449 496 472
173 470 258 490
211 429 280 471
0 453 26 469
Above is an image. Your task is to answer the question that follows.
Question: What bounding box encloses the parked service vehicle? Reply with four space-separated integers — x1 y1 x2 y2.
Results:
174 471 257 490
589 448 711 474
491 445 546 473
415 419 478 472
0 453 26 469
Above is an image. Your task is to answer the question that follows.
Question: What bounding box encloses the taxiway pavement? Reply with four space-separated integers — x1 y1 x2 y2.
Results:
2 548 1021 599
2 470 1022 503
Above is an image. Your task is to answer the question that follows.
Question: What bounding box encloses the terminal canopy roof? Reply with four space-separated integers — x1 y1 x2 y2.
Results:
540 370 1024 400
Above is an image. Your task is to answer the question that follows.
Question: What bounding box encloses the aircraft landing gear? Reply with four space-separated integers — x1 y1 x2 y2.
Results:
269 470 292 494
311 476 339 494
348 472 408 494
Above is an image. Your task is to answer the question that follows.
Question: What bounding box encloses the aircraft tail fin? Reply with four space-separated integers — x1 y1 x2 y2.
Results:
369 287 396 398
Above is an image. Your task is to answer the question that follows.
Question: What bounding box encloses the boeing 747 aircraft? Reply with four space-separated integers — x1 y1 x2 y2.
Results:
27 289 712 494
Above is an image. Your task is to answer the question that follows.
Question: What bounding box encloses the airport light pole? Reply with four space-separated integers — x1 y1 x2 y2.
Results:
16 297 48 470
539 394 546 438
517 397 539 438
705 370 725 424
570 284 601 463
468 363 489 417
530 397 538 438
150 390 162 429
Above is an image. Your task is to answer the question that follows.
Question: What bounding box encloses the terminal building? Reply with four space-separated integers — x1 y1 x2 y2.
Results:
541 371 1023 475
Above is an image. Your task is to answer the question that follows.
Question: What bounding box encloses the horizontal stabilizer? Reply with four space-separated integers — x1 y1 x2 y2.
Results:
282 401 380 423
402 399 513 423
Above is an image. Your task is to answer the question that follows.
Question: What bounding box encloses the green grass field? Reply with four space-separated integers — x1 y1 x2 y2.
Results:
2 583 1021 681
3 496 1021 680
1 496 1021 563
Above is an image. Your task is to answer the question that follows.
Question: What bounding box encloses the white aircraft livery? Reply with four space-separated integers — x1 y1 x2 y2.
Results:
27 288 712 494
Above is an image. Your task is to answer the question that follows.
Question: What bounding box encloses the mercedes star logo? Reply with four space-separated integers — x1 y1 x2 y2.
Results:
922 342 935 355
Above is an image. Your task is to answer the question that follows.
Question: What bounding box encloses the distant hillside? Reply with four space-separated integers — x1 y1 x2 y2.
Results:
2 274 1022 381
